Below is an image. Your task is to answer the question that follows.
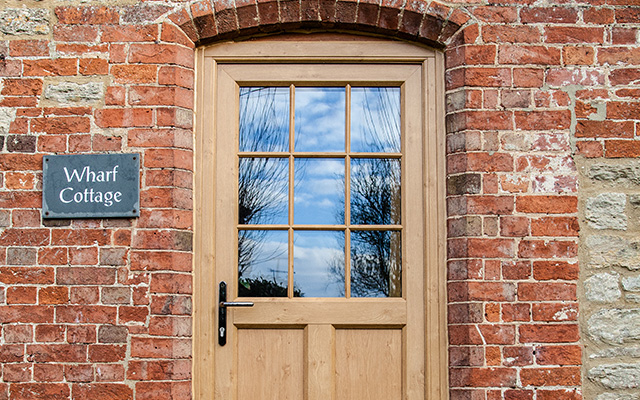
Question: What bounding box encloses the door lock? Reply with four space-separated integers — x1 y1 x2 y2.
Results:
218 281 254 346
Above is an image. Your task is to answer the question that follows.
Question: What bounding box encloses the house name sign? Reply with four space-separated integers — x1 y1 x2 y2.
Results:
42 153 140 219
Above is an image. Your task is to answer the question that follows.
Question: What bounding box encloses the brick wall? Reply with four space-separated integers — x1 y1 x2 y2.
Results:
0 0 638 399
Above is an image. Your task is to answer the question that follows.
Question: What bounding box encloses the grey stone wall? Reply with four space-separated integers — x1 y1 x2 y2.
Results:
581 159 640 400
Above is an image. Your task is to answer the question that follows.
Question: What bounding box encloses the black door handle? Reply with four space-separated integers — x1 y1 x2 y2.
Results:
218 281 254 346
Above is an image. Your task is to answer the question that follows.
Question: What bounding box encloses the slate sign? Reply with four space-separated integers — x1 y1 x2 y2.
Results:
43 153 140 219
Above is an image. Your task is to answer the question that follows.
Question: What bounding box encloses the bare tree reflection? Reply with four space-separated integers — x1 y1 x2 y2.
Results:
332 87 402 297
238 88 290 296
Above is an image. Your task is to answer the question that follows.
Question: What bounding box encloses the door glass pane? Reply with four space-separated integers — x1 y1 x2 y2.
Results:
238 230 289 297
294 158 344 225
350 230 401 298
293 231 344 297
351 87 401 153
239 158 288 225
294 87 345 152
350 158 401 225
239 87 289 153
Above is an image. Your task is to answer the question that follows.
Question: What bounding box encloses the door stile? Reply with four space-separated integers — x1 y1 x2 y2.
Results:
402 68 427 399
213 67 241 400
194 50 217 400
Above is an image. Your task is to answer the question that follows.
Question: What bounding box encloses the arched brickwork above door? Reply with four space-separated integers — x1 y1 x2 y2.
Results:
166 0 470 48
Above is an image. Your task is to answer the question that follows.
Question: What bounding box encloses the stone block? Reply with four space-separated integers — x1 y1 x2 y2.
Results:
589 163 640 186
44 82 104 105
588 363 640 389
586 193 627 230
585 273 621 303
0 8 49 35
0 107 17 136
623 276 640 292
586 235 640 270
588 308 640 344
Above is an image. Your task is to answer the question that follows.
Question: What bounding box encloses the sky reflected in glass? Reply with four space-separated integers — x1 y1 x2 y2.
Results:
351 87 401 153
295 87 345 152
294 158 344 225
239 87 289 153
294 231 344 297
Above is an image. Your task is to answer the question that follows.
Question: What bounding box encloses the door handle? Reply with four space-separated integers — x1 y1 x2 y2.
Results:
218 281 254 346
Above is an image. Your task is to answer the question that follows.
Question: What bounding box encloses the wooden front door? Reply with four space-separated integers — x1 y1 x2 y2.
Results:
194 38 447 400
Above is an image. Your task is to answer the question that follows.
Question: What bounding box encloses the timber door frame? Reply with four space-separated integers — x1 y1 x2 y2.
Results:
193 35 447 399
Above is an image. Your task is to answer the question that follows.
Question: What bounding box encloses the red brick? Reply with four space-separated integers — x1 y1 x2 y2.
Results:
464 282 516 302
482 25 540 44
467 196 514 215
111 65 157 84
576 120 634 139
158 66 195 89
606 140 640 158
3 363 32 382
57 306 117 324
0 344 24 362
535 345 581 365
9 40 49 56
65 364 93 382
129 86 193 108
612 27 638 45
51 229 110 246
57 267 115 285
67 325 97 344
531 217 579 237
599 47 640 65
516 195 577 214
519 324 579 343
31 117 90 134
144 148 193 169
515 110 570 131
537 390 582 400
129 44 195 68
498 45 561 65
533 261 579 280
584 7 614 24
55 6 119 24
520 367 581 386
119 306 149 324
72 383 132 399
88 345 127 362
545 27 604 44
53 25 99 42
95 364 125 382
135 381 190 400
4 324 33 343
450 367 517 387
127 360 191 381
518 282 576 301
520 7 578 23
10 383 70 400
23 59 78 76
39 287 69 305
6 286 37 304
576 141 603 158
95 108 153 128
102 25 158 42
1 79 43 96
130 337 191 359
38 136 67 152
79 58 109 75
35 324 66 342
468 239 515 258
532 303 578 322
34 364 65 382
150 273 192 294
563 46 595 65
503 346 534 366
28 344 87 362
518 240 577 259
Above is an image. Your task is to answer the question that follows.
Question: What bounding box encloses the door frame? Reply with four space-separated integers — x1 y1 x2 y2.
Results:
193 34 448 399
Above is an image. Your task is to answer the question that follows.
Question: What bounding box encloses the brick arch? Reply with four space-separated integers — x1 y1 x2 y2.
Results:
166 0 471 48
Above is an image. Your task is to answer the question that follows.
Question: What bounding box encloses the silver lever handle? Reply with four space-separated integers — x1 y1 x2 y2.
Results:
219 301 254 308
